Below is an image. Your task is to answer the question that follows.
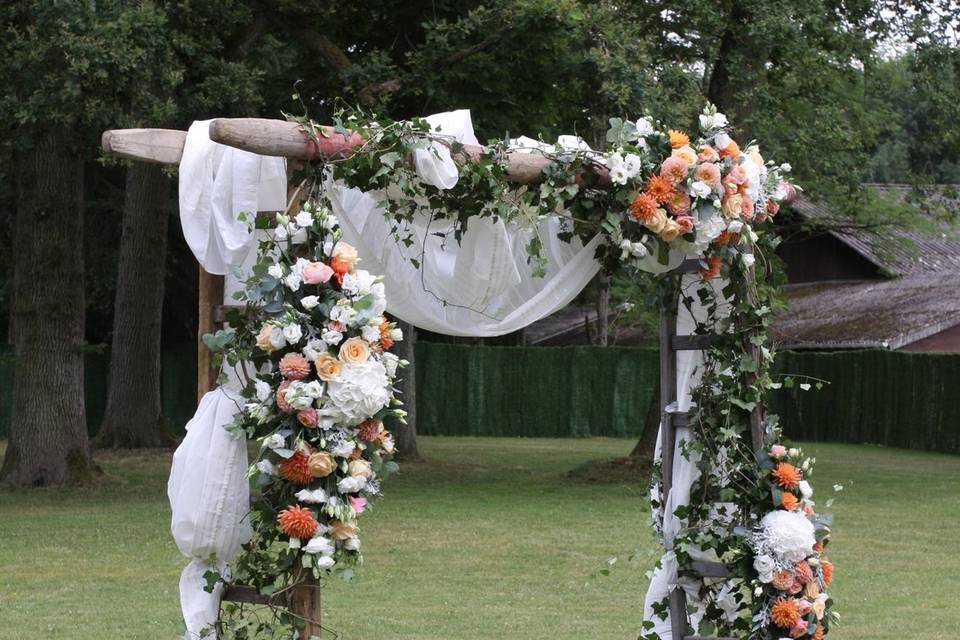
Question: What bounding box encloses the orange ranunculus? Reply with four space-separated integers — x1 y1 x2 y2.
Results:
695 162 722 187
646 175 675 203
772 569 795 592
770 598 800 628
668 129 689 149
629 193 659 223
660 156 690 185
821 560 834 586
278 505 318 539
773 462 802 489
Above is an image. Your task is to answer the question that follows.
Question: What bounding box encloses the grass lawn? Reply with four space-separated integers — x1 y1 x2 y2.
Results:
1 437 958 639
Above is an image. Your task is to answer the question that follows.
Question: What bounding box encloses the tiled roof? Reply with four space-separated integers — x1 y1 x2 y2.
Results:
789 184 960 276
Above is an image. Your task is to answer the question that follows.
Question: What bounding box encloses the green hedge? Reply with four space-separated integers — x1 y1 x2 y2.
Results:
1 343 958 454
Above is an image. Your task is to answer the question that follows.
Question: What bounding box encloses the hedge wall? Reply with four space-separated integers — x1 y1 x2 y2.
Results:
1 344 957 454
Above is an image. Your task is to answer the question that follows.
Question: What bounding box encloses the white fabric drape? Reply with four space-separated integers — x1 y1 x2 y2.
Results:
642 275 730 639
326 110 605 337
178 119 287 274
170 121 287 639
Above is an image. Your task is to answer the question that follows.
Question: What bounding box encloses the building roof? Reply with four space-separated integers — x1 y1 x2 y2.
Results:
772 275 960 350
789 184 960 276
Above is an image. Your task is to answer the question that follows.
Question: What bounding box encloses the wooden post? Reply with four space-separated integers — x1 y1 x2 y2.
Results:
197 267 224 401
288 576 322 639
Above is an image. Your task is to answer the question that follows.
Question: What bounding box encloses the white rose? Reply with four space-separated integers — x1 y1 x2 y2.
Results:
634 117 654 136
301 295 320 310
389 327 403 341
295 211 313 228
331 440 356 458
753 554 775 583
274 225 288 241
284 382 314 410
742 253 756 268
727 220 744 234
691 181 712 199
338 475 367 493
291 258 310 277
255 460 277 476
303 536 334 555
322 329 343 345
302 380 324 399
344 536 361 552
254 379 272 402
799 480 813 499
623 153 642 178
269 327 287 350
315 555 336 569
284 272 302 291
295 488 328 504
264 433 285 450
283 323 303 344
268 264 284 279
341 270 378 296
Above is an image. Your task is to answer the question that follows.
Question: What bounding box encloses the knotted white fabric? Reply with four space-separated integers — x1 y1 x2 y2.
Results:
178 120 287 274
642 274 731 639
326 110 605 337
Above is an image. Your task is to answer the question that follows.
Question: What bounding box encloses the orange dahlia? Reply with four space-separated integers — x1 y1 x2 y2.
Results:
772 462 802 489
770 598 800 628
700 255 722 280
277 505 318 539
379 318 394 349
668 129 690 149
781 492 799 511
279 352 311 380
279 450 313 485
645 175 674 204
821 560 834 586
630 193 659 223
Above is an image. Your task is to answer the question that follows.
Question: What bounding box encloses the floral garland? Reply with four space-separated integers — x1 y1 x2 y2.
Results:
203 200 405 638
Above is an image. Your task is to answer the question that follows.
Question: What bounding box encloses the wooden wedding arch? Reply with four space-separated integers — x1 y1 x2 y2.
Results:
102 118 764 640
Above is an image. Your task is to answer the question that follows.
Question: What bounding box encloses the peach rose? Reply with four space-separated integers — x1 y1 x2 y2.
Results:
331 241 359 275
307 451 336 477
315 352 342 381
276 380 294 413
302 261 334 285
644 208 669 234
348 459 372 478
329 519 358 540
740 196 756 220
675 216 695 234
297 408 318 428
698 145 720 162
660 220 683 242
256 325 276 352
722 194 743 219
671 145 698 167
339 337 370 364
695 162 721 187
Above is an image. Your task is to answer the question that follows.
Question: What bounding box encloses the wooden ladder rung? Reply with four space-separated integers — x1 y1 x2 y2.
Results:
222 584 286 606
687 560 733 578
672 334 721 351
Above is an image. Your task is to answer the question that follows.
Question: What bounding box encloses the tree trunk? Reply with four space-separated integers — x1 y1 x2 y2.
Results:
629 379 661 459
94 163 173 448
0 132 96 487
391 319 420 461
595 273 610 346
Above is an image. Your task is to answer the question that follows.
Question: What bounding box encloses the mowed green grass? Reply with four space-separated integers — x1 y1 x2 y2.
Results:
0 437 958 640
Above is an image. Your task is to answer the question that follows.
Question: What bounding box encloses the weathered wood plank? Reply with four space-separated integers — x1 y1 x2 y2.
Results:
197 269 224 401
222 585 286 606
101 128 187 165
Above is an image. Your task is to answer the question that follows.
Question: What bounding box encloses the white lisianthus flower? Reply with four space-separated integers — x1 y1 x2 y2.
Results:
274 225 289 241
389 327 403 342
245 402 271 423
301 295 320 310
753 554 775 583
255 460 277 476
610 165 629 186
330 301 357 326
630 242 649 258
303 535 335 555
799 480 813 499
264 433 285 450
713 112 728 128
331 440 356 458
302 380 324 399
291 257 310 277
635 117 654 136
295 211 313 228
284 272 302 291
288 537 301 549
322 328 343 345
691 181 712 199
742 253 756 268
727 220 744 234
623 153 642 178
780 163 792 172
344 536 361 552
254 379 272 402
789 447 800 457
302 338 326 362
284 382 315 410
714 132 732 150
315 555 336 569
338 475 367 493
369 282 387 316
698 113 715 131
269 327 287 350
321 214 339 230
382 352 400 377
361 325 381 343
283 323 303 344
296 488 328 504
341 270 378 296
268 264 283 279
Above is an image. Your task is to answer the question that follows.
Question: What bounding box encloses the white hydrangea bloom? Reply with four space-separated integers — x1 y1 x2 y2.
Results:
324 360 391 426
